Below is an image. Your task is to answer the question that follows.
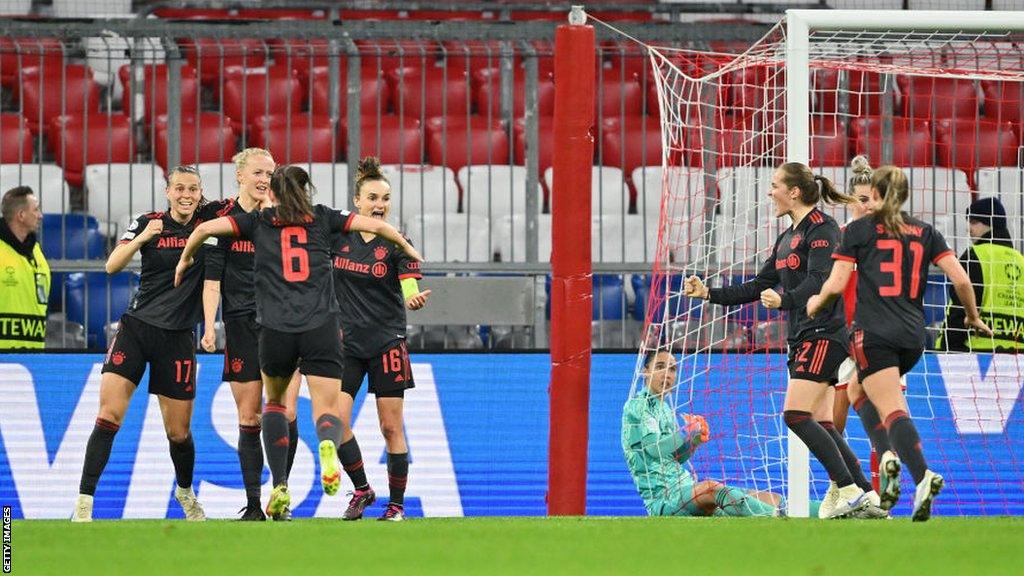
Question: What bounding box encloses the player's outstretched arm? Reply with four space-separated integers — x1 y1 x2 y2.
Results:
106 218 162 274
935 253 994 337
174 217 237 287
349 214 423 262
807 260 853 319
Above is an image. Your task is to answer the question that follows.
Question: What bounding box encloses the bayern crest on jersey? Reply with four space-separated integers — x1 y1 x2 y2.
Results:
374 245 388 260
790 235 802 249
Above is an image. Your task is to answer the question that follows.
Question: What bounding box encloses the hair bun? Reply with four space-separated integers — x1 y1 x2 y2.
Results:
850 154 872 175
356 156 383 181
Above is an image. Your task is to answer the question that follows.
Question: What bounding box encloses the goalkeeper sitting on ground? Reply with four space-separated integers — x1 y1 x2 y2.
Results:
622 349 817 517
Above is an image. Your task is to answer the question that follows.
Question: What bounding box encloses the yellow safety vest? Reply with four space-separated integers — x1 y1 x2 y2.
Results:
938 242 1024 352
0 238 50 349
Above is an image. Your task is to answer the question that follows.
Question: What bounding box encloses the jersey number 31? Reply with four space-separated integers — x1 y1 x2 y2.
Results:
876 239 924 298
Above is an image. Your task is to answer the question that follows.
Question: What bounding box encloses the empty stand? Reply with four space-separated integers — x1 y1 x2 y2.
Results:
474 70 556 118
975 169 1024 244
118 64 200 125
179 37 268 85
981 80 1024 125
0 164 69 213
457 165 543 221
388 66 470 120
84 164 166 230
47 114 134 188
600 116 662 180
64 271 138 349
0 37 62 90
0 113 32 163
309 66 390 118
543 166 629 217
251 114 336 163
340 115 422 165
221 65 303 134
383 164 460 226
403 212 491 262
492 213 552 263
935 119 1019 186
20 65 100 133
899 76 980 120
852 116 933 167
154 114 237 170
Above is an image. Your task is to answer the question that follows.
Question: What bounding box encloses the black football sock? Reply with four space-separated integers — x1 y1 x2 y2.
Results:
886 411 928 484
338 437 369 490
316 414 343 447
853 396 893 455
387 452 409 506
79 418 120 496
238 424 263 507
168 434 196 490
286 418 298 479
784 410 855 488
821 421 873 493
262 403 290 487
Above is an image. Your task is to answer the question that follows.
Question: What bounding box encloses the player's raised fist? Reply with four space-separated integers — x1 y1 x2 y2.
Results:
684 276 708 299
139 218 163 242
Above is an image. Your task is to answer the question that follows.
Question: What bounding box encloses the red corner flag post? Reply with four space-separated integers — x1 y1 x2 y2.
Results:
548 6 595 516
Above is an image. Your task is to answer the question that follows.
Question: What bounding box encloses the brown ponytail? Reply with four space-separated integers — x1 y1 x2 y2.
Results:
270 165 315 224
871 166 909 238
355 156 389 197
778 162 857 207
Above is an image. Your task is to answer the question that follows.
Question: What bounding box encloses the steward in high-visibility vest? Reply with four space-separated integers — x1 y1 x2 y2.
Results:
936 197 1024 352
0 186 49 350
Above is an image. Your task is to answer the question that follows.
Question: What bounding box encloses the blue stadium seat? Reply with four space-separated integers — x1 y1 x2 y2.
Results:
632 274 697 324
40 213 107 260
544 274 630 320
64 272 139 349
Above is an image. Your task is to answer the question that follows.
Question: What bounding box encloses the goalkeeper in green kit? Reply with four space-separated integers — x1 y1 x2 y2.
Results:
623 350 815 517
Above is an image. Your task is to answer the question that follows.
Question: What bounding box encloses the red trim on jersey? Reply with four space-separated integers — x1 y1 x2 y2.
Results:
343 211 356 233
851 330 869 370
398 273 422 280
931 249 954 265
226 215 240 236
810 340 829 375
832 253 856 262
217 197 236 217
842 269 858 326
808 210 824 224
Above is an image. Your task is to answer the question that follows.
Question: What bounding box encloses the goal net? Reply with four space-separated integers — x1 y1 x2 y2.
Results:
621 10 1024 516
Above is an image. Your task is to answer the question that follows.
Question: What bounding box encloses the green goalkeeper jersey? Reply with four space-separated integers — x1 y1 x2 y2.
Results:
621 388 697 504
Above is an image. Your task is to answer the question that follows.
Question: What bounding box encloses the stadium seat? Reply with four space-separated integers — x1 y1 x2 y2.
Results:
0 37 62 90
600 116 662 185
339 115 422 165
474 70 556 118
154 115 237 170
383 164 460 226
221 65 303 134
179 37 268 85
601 41 649 79
0 164 70 214
20 65 100 133
425 116 509 173
935 119 1019 187
593 213 653 263
810 116 851 166
817 70 892 117
388 67 470 120
86 35 165 106
492 213 552 263
981 80 1024 125
250 114 336 163
40 213 105 260
457 165 543 221
630 166 709 264
852 117 933 167
513 116 554 175
901 166 973 220
543 166 630 218
899 76 980 120
0 113 32 163
304 163 350 208
716 168 789 266
152 7 235 18
309 66 390 118
355 40 438 76
47 114 134 188
118 64 200 125
593 274 628 321
443 41 510 77
84 164 167 231
403 212 492 262
268 38 330 83
64 271 139 349
594 70 644 120
235 8 326 20
922 274 949 326
976 169 1024 242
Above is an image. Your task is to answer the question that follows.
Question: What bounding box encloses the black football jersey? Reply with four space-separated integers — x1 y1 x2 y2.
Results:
333 229 422 358
204 198 258 318
834 214 953 348
709 208 847 345
229 204 354 333
119 201 227 330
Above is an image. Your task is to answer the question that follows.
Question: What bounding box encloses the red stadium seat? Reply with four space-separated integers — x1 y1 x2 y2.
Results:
20 65 100 133
221 65 303 134
899 76 979 120
595 70 644 119
309 65 390 118
600 116 662 176
810 68 840 114
426 115 509 173
474 70 555 118
355 40 438 76
118 64 200 125
852 116 933 167
817 70 889 117
340 114 422 165
513 116 554 172
154 115 237 170
268 39 330 83
936 119 1019 187
179 38 268 85
235 8 326 20
0 113 32 163
251 114 337 163
0 37 63 91
442 41 511 77
810 117 851 166
601 41 650 78
152 7 235 19
47 114 134 187
387 66 470 119
981 80 1024 124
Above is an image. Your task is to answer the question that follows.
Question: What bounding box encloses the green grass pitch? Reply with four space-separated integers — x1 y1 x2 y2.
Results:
11 516 1024 575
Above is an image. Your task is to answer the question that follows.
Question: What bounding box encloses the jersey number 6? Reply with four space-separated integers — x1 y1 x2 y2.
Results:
281 226 310 282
